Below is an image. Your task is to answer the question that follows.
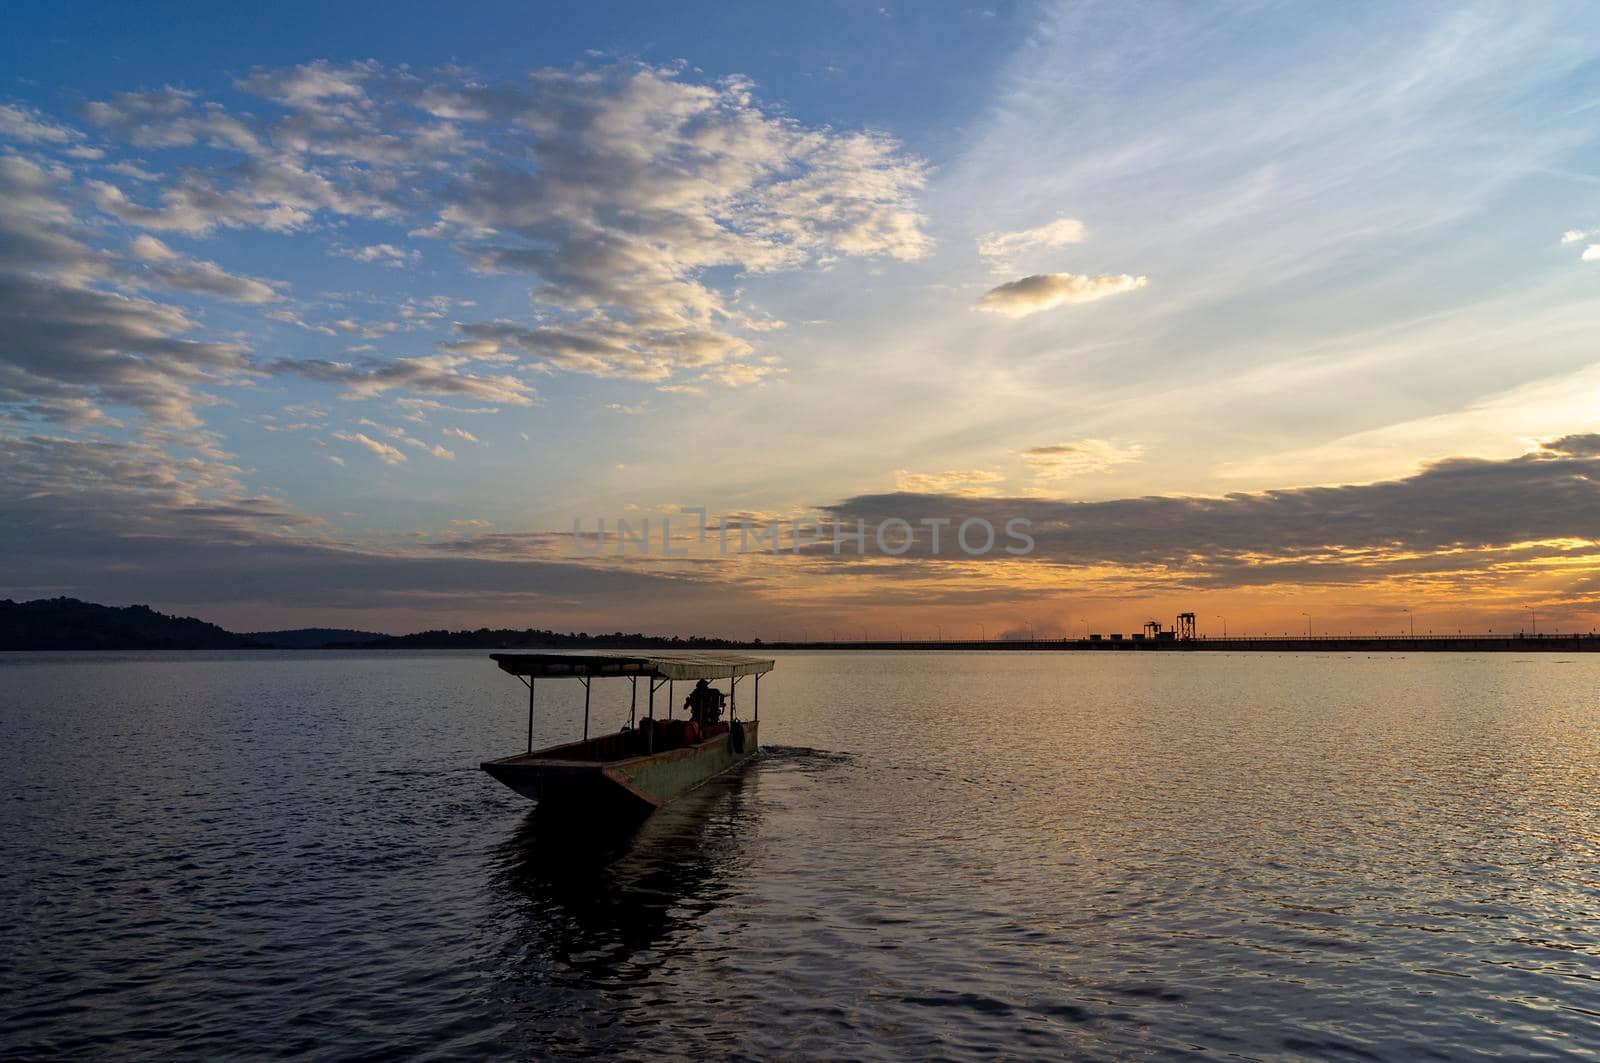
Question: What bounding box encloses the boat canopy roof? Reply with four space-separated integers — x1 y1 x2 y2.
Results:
490 651 775 681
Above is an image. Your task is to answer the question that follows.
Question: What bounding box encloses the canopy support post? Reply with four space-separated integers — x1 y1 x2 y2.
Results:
730 674 738 723
754 673 759 722
668 680 674 720
629 676 637 729
647 677 663 753
581 676 591 741
524 676 535 753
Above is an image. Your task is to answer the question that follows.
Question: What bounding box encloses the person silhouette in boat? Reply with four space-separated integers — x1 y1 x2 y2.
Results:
684 679 725 725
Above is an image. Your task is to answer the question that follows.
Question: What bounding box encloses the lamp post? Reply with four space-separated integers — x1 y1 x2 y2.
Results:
1217 615 1226 638
1301 611 1311 638
1528 609 1536 637
978 622 986 641
1403 607 1414 637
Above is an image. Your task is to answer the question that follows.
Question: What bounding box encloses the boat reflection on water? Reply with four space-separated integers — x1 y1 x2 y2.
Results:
487 763 759 984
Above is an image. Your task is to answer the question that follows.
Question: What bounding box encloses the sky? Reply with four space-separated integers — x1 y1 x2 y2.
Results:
3 0 1600 638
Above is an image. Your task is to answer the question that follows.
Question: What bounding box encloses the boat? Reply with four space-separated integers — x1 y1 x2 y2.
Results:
480 651 773 816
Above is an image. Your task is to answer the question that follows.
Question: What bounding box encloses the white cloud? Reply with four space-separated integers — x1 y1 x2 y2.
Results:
976 217 1085 270
83 89 264 154
107 161 161 181
336 242 419 267
236 60 374 111
86 153 396 237
424 64 929 381
274 354 537 406
441 426 479 443
0 103 83 145
328 318 399 339
332 430 407 464
441 318 752 381
701 362 784 388
1582 244 1600 262
127 235 282 303
975 273 1148 317
893 468 1007 495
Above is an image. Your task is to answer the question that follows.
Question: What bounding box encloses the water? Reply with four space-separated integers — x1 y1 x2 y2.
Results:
3 650 1598 1059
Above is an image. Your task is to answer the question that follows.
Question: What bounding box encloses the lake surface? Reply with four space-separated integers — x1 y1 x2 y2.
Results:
3 650 1599 1059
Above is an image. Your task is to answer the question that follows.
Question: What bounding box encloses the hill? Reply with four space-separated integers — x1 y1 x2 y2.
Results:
0 598 255 650
0 598 751 651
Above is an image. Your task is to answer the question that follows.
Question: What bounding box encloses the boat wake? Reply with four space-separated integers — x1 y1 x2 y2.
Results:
754 745 854 771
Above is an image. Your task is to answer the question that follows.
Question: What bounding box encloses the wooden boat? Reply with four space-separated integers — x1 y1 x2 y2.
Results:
480 651 773 816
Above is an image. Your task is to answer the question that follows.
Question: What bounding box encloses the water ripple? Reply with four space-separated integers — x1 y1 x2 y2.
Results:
2 651 1599 1058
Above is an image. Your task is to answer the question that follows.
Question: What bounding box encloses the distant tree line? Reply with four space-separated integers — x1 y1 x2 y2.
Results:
0 598 755 651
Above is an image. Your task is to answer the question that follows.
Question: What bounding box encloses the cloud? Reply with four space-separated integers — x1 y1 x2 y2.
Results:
235 60 374 111
83 89 264 154
332 430 407 464
1 60 929 533
106 161 161 182
425 64 929 381
701 362 784 388
893 468 1007 495
441 426 478 443
0 432 314 540
86 153 394 236
1583 245 1600 263
0 103 83 145
823 437 1600 591
0 157 249 429
63 62 931 397
328 318 399 338
127 235 282 303
0 156 103 280
0 432 759 629
336 242 419 267
272 354 537 405
1021 439 1143 479
441 318 751 382
1542 432 1600 457
975 273 1148 317
976 217 1085 270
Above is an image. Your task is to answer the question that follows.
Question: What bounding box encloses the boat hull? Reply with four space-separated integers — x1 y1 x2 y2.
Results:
482 721 759 814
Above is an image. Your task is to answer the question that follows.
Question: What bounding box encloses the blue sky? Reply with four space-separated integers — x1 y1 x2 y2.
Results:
7 1 1027 148
3 1 1600 635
